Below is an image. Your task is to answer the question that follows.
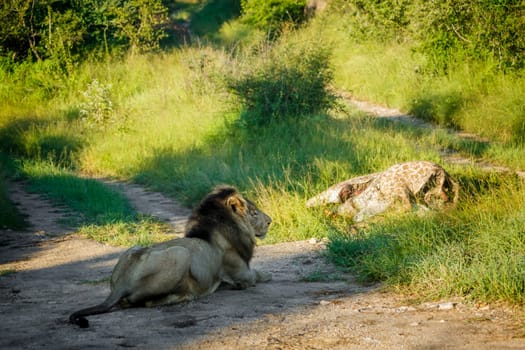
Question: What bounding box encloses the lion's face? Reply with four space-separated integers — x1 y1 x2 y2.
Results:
225 189 272 239
245 199 272 239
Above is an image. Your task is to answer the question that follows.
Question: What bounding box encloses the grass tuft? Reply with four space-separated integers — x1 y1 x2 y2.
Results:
78 217 172 247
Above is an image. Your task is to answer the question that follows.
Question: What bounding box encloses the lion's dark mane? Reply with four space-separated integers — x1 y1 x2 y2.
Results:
185 186 254 264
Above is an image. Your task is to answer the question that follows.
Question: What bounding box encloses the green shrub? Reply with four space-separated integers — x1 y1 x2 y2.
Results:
328 0 412 43
329 0 525 72
79 79 115 128
111 0 169 55
225 35 338 127
0 0 168 66
241 0 306 35
413 0 525 72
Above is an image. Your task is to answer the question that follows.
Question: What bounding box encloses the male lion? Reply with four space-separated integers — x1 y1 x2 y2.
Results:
69 185 272 328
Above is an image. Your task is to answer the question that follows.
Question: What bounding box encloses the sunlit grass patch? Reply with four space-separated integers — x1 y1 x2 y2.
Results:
314 10 525 165
251 182 340 244
78 217 172 247
20 159 135 225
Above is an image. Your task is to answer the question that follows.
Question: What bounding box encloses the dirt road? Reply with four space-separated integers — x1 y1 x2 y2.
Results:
1 177 524 349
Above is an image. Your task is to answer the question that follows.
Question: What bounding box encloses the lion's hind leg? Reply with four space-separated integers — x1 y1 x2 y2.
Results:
145 290 197 307
126 246 191 305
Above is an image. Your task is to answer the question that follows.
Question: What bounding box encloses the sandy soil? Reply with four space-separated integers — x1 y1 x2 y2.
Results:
1 177 524 350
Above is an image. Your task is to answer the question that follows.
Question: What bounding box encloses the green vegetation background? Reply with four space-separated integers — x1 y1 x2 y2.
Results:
1 0 524 305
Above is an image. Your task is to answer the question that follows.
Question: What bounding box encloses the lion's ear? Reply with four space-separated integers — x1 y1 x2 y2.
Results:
226 194 247 215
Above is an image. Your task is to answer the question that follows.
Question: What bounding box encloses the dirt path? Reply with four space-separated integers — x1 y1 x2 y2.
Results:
1 100 525 349
102 179 191 235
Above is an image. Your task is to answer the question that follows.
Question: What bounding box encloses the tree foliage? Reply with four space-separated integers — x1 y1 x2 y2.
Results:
226 35 337 128
240 0 307 35
331 0 525 71
413 0 525 71
0 0 168 67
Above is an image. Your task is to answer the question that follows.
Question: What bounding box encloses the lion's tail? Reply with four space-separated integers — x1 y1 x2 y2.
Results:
69 290 126 328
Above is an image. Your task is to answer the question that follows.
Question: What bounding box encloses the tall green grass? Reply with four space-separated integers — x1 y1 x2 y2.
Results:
331 40 524 147
20 160 135 224
127 109 454 243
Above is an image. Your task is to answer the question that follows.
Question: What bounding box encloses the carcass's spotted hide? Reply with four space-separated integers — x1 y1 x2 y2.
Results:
307 161 459 222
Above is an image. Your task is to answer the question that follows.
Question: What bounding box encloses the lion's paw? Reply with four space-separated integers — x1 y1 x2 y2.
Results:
256 270 272 283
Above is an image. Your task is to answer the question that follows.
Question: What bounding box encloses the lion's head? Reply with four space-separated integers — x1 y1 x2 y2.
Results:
243 197 272 239
185 185 271 263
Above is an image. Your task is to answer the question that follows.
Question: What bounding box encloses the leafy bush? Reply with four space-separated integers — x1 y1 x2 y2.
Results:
111 0 169 55
225 35 338 127
412 1 525 72
79 79 115 128
329 0 525 72
0 0 168 66
328 0 412 43
241 0 307 35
